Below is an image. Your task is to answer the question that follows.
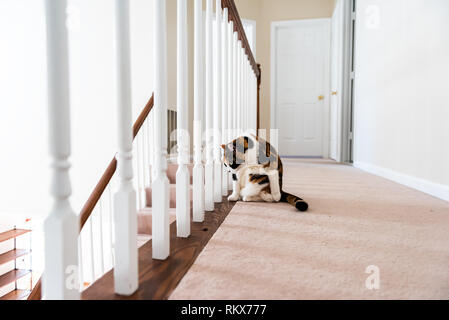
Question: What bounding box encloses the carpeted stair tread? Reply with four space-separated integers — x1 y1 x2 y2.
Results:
146 184 193 208
137 208 177 235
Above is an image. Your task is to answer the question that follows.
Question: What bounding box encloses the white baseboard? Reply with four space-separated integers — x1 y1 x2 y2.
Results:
354 161 449 203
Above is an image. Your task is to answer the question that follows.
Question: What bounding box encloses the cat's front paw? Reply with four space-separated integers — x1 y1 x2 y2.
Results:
228 194 240 202
272 191 282 202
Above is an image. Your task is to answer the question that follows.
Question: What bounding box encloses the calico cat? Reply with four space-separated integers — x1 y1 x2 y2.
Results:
221 134 309 212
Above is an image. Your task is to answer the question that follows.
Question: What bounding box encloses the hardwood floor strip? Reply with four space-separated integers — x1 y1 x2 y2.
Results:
82 196 235 300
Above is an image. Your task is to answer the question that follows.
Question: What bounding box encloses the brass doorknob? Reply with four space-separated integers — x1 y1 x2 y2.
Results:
331 91 338 96
318 95 325 101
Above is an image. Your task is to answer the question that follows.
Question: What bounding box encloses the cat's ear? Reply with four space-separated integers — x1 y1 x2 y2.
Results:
221 144 226 150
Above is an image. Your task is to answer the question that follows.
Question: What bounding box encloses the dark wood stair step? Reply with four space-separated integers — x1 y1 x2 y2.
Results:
0 229 31 243
0 289 30 300
0 249 30 266
0 269 31 288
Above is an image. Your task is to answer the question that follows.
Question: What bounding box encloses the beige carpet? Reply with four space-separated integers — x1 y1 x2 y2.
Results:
169 159 449 300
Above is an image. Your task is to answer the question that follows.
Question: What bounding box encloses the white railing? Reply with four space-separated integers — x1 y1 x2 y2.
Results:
41 0 260 299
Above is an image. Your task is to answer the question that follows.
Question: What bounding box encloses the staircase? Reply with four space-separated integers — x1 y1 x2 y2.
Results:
27 0 261 300
137 163 194 236
0 228 32 300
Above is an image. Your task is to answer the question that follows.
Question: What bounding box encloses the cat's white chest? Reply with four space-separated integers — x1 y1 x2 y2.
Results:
238 166 268 199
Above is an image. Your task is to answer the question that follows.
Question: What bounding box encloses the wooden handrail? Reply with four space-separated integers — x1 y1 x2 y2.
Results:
80 94 154 230
222 0 260 78
28 94 154 300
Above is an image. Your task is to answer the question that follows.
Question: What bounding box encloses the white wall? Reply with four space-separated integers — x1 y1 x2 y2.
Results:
353 0 449 201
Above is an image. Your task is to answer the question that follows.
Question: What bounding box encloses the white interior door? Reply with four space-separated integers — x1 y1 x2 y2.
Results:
272 19 330 157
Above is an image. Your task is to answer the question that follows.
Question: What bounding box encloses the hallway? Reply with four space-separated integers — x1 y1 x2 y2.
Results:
170 159 449 300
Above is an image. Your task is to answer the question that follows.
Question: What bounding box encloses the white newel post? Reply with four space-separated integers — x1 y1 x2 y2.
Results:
176 0 191 238
43 0 79 300
112 0 138 295
205 0 214 212
227 21 234 190
153 0 170 260
193 0 205 222
213 0 223 203
221 8 229 196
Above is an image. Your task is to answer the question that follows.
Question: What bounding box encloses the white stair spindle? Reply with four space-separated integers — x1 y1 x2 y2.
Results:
137 134 145 209
245 55 250 131
236 40 243 137
213 0 223 203
43 0 80 300
242 48 246 134
247 65 250 131
235 39 240 137
193 0 205 222
78 239 84 290
143 121 150 192
240 44 244 136
254 74 257 132
205 0 214 212
251 71 255 132
227 21 234 190
113 0 138 295
243 56 247 132
247 61 249 131
176 0 191 238
233 33 238 139
89 215 96 282
251 63 254 132
221 8 229 196
251 71 254 131
153 0 170 260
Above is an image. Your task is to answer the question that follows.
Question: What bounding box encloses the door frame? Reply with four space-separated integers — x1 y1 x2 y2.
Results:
342 0 357 163
330 0 356 163
270 18 331 158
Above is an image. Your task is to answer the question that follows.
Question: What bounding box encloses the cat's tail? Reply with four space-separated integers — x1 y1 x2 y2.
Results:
280 191 309 212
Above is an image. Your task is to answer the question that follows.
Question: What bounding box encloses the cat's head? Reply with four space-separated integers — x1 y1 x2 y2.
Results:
221 136 254 173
